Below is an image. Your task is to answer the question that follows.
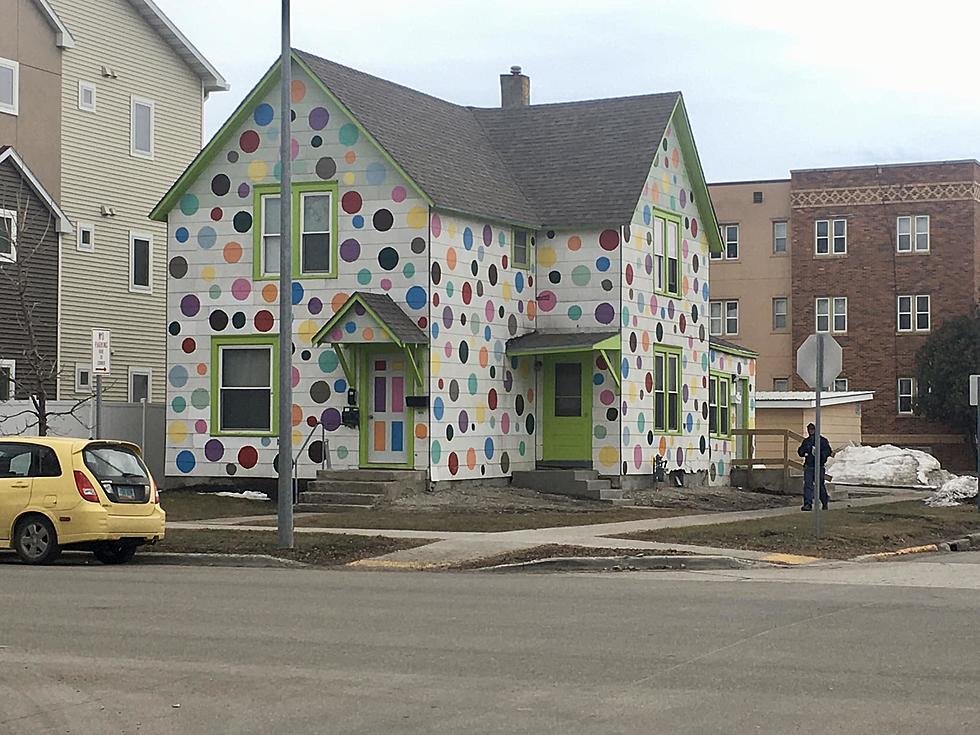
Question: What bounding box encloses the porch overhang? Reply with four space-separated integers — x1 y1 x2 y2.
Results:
506 330 621 388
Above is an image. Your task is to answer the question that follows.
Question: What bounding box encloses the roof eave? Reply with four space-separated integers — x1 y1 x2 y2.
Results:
669 96 723 255
33 0 75 48
0 147 73 233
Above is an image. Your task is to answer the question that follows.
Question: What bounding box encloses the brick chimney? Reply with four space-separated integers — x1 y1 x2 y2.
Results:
500 65 530 108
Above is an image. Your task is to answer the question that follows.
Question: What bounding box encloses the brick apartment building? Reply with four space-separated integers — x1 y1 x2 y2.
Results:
710 160 980 470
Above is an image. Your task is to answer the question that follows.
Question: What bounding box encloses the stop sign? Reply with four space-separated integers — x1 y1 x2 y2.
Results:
796 334 842 389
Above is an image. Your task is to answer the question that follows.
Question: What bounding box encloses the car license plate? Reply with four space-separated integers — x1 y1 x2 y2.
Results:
117 485 137 500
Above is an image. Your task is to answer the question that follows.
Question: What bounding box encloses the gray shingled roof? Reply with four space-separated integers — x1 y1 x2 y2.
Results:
506 330 620 354
296 49 679 228
354 292 427 345
709 337 758 357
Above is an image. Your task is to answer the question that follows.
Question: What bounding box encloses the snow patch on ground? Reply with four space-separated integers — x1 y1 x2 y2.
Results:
826 445 952 488
925 476 979 507
204 491 271 502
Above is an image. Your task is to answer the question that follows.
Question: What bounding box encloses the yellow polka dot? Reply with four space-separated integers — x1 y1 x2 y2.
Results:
247 159 268 182
297 319 319 346
406 207 427 229
448 223 456 239
343 171 356 186
431 351 441 376
201 265 215 282
502 282 512 300
475 405 485 424
167 421 189 446
598 445 619 467
537 246 557 268
292 429 302 444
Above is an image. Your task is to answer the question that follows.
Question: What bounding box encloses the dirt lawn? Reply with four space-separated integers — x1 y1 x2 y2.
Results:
611 501 980 559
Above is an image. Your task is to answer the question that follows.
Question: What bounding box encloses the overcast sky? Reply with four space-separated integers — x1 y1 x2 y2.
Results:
156 0 980 182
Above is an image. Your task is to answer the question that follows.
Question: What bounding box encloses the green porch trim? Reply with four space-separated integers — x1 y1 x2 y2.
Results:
708 370 733 439
597 347 621 390
668 96 723 256
507 333 621 357
404 344 425 387
209 334 280 438
653 344 684 436
333 344 357 388
357 344 417 470
651 207 682 297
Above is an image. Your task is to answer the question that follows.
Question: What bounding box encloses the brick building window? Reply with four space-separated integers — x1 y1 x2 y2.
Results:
815 218 846 255
773 221 787 253
897 215 929 253
710 300 738 336
815 297 847 333
834 378 848 391
897 294 930 332
772 378 790 391
897 377 916 415
712 224 738 260
772 297 788 330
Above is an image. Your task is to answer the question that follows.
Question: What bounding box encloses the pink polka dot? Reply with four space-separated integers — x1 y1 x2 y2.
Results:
633 445 643 469
391 186 406 203
232 278 251 301
600 389 615 406
194 420 208 433
536 290 557 313
431 213 442 238
380 278 392 291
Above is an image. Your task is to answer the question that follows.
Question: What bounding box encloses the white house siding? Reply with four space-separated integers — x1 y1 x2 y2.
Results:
427 212 536 481
51 0 205 402
622 116 713 478
708 348 756 485
164 62 428 480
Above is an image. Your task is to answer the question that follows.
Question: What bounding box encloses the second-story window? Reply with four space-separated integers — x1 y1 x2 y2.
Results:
129 232 152 293
709 300 739 336
512 229 530 270
78 81 97 112
898 294 931 332
773 221 787 253
260 193 281 275
816 296 847 333
897 215 929 253
713 224 739 260
815 218 847 255
0 208 16 262
131 97 154 159
772 297 788 330
0 58 18 116
300 191 332 274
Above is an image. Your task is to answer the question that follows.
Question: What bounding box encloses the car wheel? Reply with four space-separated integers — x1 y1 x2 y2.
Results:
13 516 61 565
93 541 138 565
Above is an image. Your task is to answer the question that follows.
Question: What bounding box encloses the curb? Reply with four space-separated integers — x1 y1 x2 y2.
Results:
477 554 753 573
852 532 980 562
138 552 309 569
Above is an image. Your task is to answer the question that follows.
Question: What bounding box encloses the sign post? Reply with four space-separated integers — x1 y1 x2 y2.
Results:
797 333 843 538
92 329 111 439
971 375 979 512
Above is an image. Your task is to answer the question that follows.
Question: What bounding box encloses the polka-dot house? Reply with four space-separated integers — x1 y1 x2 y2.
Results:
152 51 755 487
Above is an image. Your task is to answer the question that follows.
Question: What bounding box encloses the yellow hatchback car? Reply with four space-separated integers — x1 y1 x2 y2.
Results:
0 437 165 565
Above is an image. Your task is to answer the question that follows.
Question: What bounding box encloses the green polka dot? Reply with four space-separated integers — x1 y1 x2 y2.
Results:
190 388 210 410
171 396 186 413
209 284 221 299
518 440 526 456
339 123 359 146
318 350 338 373
567 305 582 321
430 440 441 464
446 282 454 298
402 262 415 279
337 445 349 459
571 265 591 287
594 425 607 439
357 268 372 285
179 193 199 216
467 373 478 394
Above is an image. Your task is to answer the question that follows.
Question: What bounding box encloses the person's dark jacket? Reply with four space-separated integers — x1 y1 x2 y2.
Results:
798 435 832 467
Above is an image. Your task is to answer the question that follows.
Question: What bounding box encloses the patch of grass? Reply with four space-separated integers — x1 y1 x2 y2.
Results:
453 544 686 570
147 528 432 566
161 490 275 521
245 507 690 533
611 501 980 559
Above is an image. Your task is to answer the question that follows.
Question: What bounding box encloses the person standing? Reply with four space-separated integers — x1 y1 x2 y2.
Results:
797 423 832 511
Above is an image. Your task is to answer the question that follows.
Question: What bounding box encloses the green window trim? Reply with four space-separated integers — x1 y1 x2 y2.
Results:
210 334 280 437
252 180 339 281
653 345 683 435
511 228 531 270
708 371 732 439
652 208 682 297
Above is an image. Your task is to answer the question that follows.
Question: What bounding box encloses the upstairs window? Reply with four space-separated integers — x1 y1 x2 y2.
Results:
897 215 929 253
772 297 788 330
897 377 916 415
129 232 151 293
77 223 95 252
0 359 14 401
834 378 849 391
78 81 97 112
897 294 930 332
772 377 790 391
773 221 788 253
665 218 680 295
0 208 16 262
709 300 739 336
300 191 332 274
0 58 18 116
713 223 739 260
816 218 846 255
816 296 847 333
254 183 338 278
131 97 154 158
512 229 530 270
260 192 281 275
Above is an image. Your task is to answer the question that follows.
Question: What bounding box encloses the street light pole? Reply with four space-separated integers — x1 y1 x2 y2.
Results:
277 0 294 549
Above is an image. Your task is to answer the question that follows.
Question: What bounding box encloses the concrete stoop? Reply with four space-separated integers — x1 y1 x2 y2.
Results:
296 469 426 513
511 469 627 504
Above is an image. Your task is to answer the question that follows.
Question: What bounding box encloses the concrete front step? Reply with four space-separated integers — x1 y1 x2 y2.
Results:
302 491 386 505
511 469 622 503
315 469 426 483
294 502 375 514
306 479 392 495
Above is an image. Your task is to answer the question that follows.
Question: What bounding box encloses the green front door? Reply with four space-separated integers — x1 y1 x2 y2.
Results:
542 354 593 463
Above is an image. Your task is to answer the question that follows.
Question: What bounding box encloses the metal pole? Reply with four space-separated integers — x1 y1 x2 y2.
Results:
975 401 979 512
95 375 102 439
814 334 824 538
276 0 294 549
140 398 146 452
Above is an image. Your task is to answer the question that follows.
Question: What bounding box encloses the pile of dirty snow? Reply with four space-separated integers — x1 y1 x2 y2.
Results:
925 476 979 507
204 490 270 501
826 445 952 488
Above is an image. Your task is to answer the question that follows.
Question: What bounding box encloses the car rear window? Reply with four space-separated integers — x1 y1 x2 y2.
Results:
83 445 149 483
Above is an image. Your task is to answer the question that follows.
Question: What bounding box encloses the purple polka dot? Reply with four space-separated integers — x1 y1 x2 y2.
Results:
380 278 392 291
484 300 495 321
308 297 323 315
340 238 361 263
676 447 685 467
309 106 329 131
180 294 200 317
482 225 492 246
442 306 453 328
204 439 224 462
391 186 406 203
238 182 250 198
595 302 615 324
458 410 469 432
231 278 251 301
321 407 341 431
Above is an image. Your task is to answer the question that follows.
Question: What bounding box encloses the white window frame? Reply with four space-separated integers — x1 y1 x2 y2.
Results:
898 294 930 332
725 300 739 335
75 364 92 394
914 215 930 252
299 191 332 275
772 297 788 331
0 359 14 401
260 192 281 276
896 216 912 253
773 220 788 253
772 378 790 391
0 208 16 262
709 300 723 336
915 294 931 332
720 223 739 259
128 367 152 403
129 231 152 294
512 228 530 270
897 377 916 415
0 57 19 116
130 96 155 159
78 80 97 112
815 218 847 255
834 378 849 392
897 295 912 332
816 296 847 334
218 344 275 434
77 223 95 252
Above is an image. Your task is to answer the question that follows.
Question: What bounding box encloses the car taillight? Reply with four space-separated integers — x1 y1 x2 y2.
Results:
74 470 100 503
151 480 160 504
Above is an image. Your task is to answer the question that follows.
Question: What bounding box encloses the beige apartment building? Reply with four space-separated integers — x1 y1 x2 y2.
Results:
707 180 793 390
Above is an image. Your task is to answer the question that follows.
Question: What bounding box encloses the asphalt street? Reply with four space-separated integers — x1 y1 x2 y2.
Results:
2 557 979 734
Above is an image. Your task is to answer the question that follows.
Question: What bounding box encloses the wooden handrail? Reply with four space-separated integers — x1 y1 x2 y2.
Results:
732 427 806 442
732 458 804 470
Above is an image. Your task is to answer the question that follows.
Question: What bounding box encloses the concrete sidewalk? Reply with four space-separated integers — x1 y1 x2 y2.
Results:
170 491 923 569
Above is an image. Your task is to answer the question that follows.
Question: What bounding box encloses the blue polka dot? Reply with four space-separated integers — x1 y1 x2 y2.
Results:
406 285 427 310
463 227 474 250
593 373 604 385
643 205 651 225
334 379 347 393
254 103 274 126
175 227 189 243
292 281 304 305
198 226 217 249
344 320 356 334
621 358 630 379
484 437 494 460
515 271 524 293
169 365 188 388
596 256 610 272
175 450 196 473
433 396 444 420
702 282 709 300
352 215 364 229
366 162 386 185
431 322 440 339
484 326 491 341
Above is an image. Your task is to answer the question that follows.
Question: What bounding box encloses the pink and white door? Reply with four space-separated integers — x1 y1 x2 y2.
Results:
367 355 408 466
